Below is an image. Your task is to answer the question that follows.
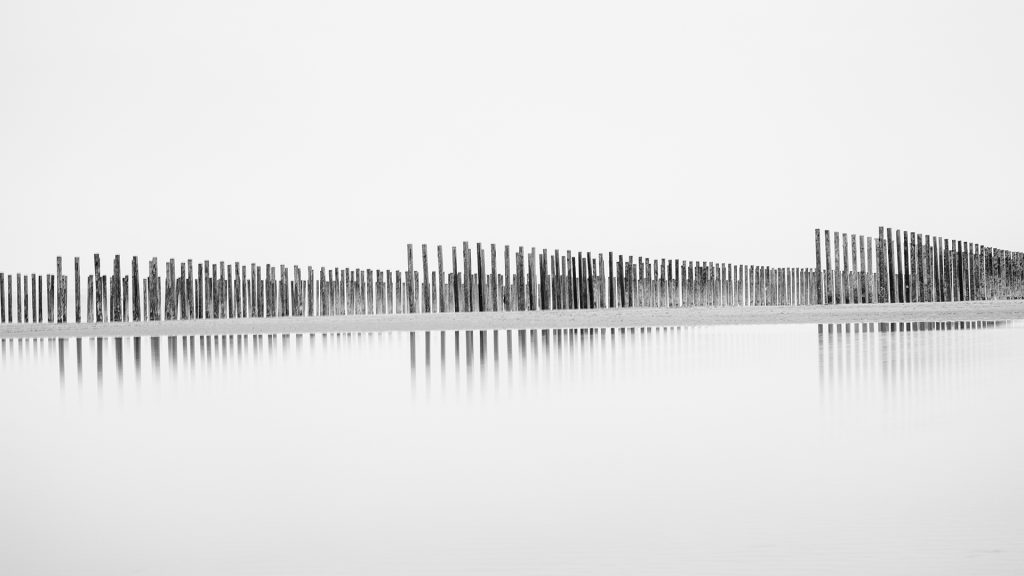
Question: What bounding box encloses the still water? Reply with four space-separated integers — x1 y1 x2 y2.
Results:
1 322 1022 575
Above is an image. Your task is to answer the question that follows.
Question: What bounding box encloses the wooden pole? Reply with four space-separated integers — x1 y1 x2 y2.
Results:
885 228 895 303
504 245 511 312
815 229 823 304
46 275 53 323
403 242 411 313
452 246 460 312
490 244 498 312
463 242 472 312
920 234 929 302
55 257 64 322
93 254 102 322
422 244 430 314
437 246 446 313
476 243 485 313
129 256 139 322
831 231 841 305
893 230 903 303
866 237 875 303
824 230 833 304
842 233 850 304
86 275 93 323
905 229 913 303
111 255 121 321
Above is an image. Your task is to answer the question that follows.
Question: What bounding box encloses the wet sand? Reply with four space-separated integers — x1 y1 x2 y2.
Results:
1 301 1022 338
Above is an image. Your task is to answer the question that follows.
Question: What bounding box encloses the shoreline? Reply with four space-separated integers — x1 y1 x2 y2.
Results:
0 301 1022 338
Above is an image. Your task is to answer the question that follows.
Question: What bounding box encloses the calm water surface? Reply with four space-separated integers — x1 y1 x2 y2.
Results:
1 322 1022 575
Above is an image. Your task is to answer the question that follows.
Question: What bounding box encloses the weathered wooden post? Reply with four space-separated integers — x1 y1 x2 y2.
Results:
528 248 537 311
858 236 866 303
463 242 472 312
128 257 139 322
55 257 64 322
923 235 933 302
842 233 850 304
93 254 102 322
111 255 121 321
866 237 875 303
894 230 904 303
46 275 53 323
955 240 963 301
815 229 823 304
490 244 498 312
16 273 22 322
921 231 929 301
849 235 859 304
86 275 94 323
414 244 425 314
121 277 128 322
451 247 460 312
832 232 841 305
539 249 548 310
163 260 172 320
435 246 446 313
824 230 833 304
901 230 910 303
586 252 595 309
303 265 311 317
884 228 894 303
905 232 915 303
945 238 953 302
256 265 264 317
504 245 511 312
29 273 37 323
476 243 485 313
516 247 525 311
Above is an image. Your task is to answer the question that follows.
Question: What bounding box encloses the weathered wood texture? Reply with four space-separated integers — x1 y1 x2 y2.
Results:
4 228 1021 326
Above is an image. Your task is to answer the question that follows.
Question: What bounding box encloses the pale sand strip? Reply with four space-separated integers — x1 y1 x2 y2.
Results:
1 301 1022 338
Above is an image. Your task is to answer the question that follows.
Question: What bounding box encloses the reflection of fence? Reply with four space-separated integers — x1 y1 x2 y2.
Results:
814 228 1024 304
816 321 1012 415
1 228 1020 326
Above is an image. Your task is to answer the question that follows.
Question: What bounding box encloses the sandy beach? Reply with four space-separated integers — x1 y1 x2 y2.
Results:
0 301 1022 338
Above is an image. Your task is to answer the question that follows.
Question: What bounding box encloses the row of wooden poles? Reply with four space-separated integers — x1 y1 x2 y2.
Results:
399 243 820 313
0 245 817 324
814 227 1024 305
0 229 1021 325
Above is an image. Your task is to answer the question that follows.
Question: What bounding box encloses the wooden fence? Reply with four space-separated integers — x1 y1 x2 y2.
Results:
0 228 1020 326
814 228 1024 304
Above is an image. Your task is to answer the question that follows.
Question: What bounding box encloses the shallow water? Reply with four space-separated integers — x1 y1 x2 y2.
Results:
1 322 1022 575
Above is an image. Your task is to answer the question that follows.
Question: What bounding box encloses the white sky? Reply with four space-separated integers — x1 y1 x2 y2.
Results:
2 1 1022 276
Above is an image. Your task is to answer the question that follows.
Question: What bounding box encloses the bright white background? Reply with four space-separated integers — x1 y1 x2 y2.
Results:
2 1 1022 274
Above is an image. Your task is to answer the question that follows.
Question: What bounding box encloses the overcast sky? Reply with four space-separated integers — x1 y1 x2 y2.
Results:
2 1 1022 276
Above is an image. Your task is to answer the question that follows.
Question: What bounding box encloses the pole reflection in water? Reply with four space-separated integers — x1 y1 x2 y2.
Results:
150 337 160 382
96 337 103 389
76 338 83 384
133 337 141 383
404 322 1024 408
58 338 65 388
408 331 416 397
816 321 1014 425
115 338 123 387
5 321 1022 415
